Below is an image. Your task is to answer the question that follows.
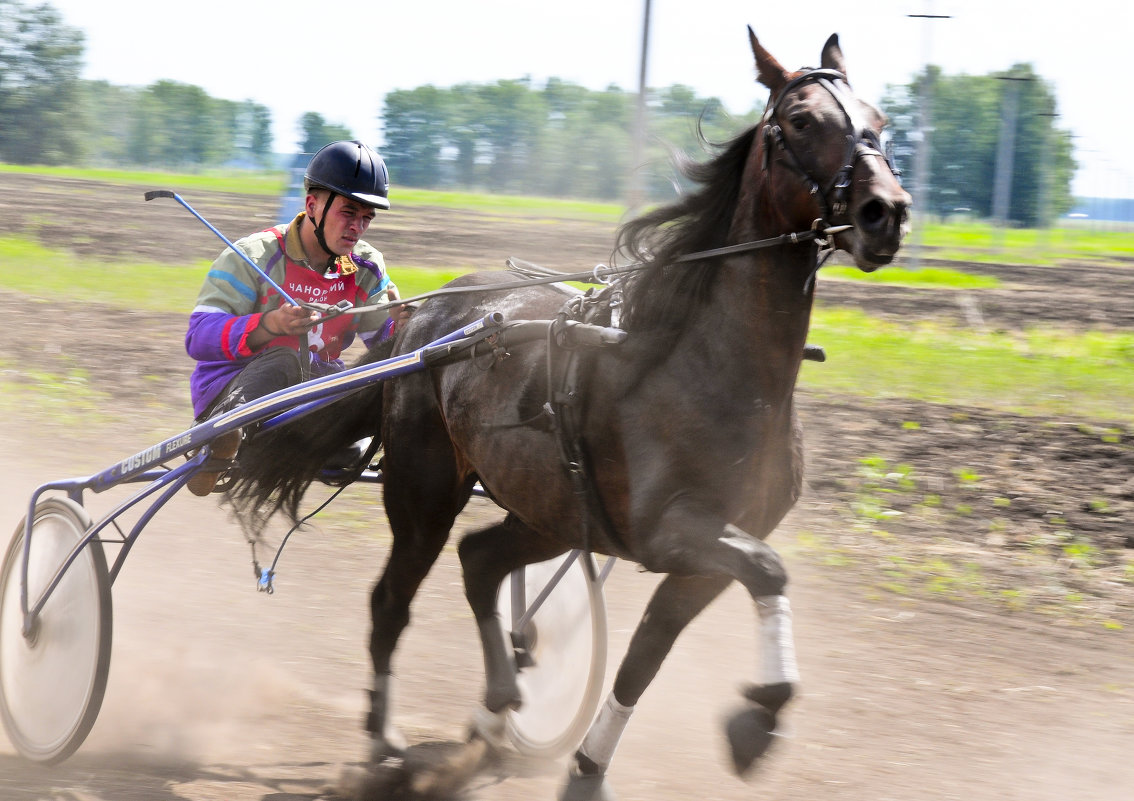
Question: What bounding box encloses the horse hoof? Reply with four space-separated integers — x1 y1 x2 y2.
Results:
485 680 522 715
369 738 406 766
468 706 510 753
724 704 777 778
413 737 492 798
559 771 617 801
350 755 409 801
741 680 793 712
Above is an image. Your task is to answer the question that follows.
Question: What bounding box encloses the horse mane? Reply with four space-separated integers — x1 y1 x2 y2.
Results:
616 125 759 337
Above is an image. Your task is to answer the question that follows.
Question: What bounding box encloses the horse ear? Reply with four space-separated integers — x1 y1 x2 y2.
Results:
748 26 788 93
820 33 847 78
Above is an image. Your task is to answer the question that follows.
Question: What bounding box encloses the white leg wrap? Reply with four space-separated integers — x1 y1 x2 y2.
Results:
471 705 508 750
372 674 407 753
578 692 635 771
756 595 801 685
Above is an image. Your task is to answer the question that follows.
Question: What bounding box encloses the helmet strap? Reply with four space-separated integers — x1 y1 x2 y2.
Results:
310 191 338 262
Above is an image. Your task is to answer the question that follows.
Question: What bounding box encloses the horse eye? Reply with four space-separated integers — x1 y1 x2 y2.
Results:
790 115 810 132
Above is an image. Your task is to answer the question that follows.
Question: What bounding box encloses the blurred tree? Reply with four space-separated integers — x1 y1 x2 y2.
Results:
642 85 760 201
231 99 274 167
80 80 138 165
882 64 1075 225
298 112 353 154
474 78 545 192
0 0 85 164
381 86 449 186
380 77 753 202
78 80 271 168
128 80 226 167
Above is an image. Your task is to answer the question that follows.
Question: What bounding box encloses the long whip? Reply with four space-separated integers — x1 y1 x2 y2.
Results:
144 190 302 307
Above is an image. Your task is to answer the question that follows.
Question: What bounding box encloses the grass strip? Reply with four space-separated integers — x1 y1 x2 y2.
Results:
803 308 1134 422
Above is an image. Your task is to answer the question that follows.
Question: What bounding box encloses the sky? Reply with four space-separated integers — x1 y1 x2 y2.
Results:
42 0 1134 198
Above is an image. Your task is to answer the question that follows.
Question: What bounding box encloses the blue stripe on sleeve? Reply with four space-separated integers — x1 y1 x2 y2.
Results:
207 269 258 302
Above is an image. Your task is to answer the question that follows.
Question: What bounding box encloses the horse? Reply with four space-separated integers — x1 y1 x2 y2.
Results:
232 27 910 800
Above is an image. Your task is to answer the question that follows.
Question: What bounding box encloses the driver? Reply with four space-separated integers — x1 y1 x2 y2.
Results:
184 140 409 496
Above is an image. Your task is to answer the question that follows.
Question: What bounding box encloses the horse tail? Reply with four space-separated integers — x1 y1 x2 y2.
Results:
226 336 396 534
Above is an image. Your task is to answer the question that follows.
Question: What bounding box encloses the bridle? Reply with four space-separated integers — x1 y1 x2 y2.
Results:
760 68 900 224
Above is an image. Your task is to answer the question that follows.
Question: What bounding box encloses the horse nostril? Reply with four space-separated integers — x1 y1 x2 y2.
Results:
858 199 886 228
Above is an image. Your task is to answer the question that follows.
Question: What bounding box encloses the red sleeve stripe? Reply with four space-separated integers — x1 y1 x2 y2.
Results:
220 317 238 361
236 315 259 357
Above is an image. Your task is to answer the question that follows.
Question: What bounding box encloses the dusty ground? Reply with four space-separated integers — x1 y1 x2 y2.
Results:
0 176 1131 800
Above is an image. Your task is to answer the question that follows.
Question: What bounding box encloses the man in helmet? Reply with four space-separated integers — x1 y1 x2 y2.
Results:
184 140 409 496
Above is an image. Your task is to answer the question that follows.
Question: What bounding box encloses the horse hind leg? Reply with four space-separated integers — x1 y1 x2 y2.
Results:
366 486 468 763
366 517 567 801
457 515 568 741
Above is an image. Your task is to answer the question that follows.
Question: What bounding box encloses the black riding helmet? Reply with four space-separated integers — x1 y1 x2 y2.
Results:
303 140 390 255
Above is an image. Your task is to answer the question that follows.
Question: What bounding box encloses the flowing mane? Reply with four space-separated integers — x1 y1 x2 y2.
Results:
616 126 759 335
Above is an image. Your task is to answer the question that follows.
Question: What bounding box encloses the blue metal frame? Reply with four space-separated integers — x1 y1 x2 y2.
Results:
17 314 508 635
16 310 615 649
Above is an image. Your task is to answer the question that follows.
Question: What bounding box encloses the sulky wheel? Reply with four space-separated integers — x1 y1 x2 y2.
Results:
496 552 607 759
0 498 112 764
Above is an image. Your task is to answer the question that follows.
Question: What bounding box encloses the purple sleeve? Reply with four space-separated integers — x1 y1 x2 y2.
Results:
360 317 398 349
185 310 264 361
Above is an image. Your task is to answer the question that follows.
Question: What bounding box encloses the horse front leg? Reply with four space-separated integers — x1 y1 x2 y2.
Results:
559 572 730 801
677 521 800 777
561 516 798 800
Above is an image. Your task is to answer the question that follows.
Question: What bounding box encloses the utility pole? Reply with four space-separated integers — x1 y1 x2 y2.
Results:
1036 104 1059 242
992 75 1034 249
629 0 652 213
907 6 950 269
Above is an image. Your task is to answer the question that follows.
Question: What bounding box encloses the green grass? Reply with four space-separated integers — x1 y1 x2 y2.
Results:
0 163 288 196
822 264 1001 289
914 220 1134 266
0 163 625 221
0 237 467 312
803 307 1134 422
0 237 209 311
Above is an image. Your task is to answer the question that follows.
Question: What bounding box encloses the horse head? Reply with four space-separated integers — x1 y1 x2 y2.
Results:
749 28 911 271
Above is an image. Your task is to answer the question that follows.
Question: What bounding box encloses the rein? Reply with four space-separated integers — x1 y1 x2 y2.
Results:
301 221 851 321
306 68 892 324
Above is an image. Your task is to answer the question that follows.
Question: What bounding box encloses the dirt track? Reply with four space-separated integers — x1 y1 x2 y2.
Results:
0 177 1132 800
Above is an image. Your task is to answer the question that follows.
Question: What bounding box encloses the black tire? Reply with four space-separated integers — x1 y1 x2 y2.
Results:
0 498 112 764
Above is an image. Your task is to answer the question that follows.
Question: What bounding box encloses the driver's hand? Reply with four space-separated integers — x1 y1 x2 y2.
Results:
386 284 414 328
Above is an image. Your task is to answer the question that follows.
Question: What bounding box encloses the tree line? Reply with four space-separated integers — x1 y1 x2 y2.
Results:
1 0 1075 225
0 1 346 168
381 78 754 201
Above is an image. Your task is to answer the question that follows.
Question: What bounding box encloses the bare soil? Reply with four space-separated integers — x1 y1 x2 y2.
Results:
0 175 1131 800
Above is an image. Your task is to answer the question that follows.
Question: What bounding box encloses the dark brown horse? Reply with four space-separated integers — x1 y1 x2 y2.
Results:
233 28 909 800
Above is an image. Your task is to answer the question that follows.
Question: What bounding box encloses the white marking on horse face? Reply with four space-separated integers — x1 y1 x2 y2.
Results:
720 523 763 556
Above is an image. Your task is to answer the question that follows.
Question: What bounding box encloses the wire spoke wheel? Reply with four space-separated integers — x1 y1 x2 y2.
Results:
0 498 112 763
497 552 607 759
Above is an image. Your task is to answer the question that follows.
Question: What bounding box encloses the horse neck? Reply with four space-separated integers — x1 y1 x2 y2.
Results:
692 179 819 397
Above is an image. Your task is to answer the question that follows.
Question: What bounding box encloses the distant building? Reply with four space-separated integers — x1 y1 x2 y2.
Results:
1068 197 1134 223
